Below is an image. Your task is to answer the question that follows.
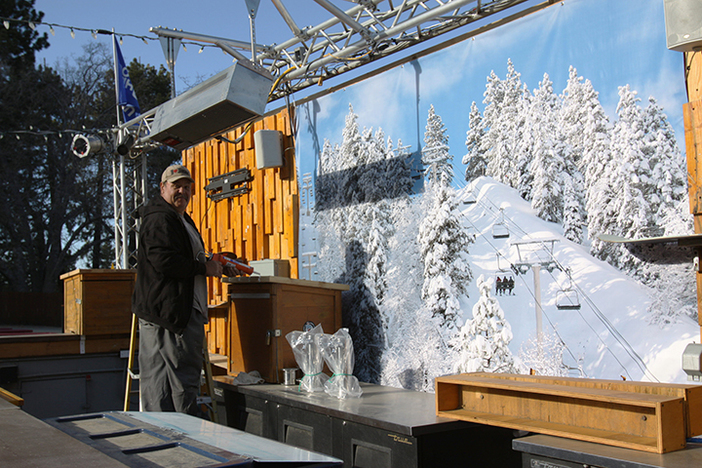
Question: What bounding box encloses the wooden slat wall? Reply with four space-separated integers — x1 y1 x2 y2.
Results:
684 50 702 338
180 107 299 354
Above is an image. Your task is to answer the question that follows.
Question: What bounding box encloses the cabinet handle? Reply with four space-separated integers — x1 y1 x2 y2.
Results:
266 329 281 345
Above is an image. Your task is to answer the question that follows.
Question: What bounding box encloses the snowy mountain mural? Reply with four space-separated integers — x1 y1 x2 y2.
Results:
295 0 695 389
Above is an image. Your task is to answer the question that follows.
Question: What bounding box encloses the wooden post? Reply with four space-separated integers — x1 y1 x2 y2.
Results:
684 50 702 342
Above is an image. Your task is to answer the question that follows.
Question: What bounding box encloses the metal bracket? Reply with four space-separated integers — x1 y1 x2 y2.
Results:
205 168 252 201
266 329 281 345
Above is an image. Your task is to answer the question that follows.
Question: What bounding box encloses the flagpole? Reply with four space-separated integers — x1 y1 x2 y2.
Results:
112 31 128 269
112 31 123 127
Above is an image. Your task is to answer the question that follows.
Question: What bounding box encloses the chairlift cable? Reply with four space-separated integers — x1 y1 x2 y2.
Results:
465 182 652 380
459 180 643 380
540 254 658 382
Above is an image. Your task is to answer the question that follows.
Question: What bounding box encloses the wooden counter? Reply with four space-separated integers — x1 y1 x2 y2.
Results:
222 276 348 382
61 269 136 336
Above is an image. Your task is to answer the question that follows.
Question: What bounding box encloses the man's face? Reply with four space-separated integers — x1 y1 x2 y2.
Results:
160 179 192 214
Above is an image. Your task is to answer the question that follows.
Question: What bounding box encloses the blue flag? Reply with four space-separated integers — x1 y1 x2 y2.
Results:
114 35 141 122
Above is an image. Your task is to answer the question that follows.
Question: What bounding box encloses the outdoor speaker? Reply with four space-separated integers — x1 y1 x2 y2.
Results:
254 129 283 169
150 62 273 152
664 0 702 52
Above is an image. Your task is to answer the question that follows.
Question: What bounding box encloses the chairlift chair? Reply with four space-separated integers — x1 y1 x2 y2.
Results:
556 288 581 310
492 223 509 239
463 192 477 204
556 268 580 310
492 208 509 238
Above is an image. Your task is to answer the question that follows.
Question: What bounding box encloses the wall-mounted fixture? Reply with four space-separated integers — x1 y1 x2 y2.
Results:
254 129 283 169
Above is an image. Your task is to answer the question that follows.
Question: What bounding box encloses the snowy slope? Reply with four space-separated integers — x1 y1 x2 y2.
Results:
457 176 699 384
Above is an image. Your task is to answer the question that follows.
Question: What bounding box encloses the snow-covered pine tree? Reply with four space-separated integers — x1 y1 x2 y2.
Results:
419 105 473 332
315 105 418 384
422 105 453 187
641 97 696 323
529 73 566 223
315 139 345 281
463 101 487 181
642 96 687 230
454 275 517 374
562 173 584 243
517 328 569 377
605 85 655 276
560 67 613 250
514 82 534 200
482 59 524 187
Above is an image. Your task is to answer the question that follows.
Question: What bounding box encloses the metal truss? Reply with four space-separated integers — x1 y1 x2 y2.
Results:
150 0 534 102
112 152 147 269
105 0 538 267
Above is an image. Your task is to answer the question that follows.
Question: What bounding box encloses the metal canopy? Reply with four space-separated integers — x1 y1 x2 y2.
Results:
150 0 541 102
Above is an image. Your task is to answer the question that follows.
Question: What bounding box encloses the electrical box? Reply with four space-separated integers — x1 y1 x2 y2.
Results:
150 63 273 151
683 342 702 381
250 259 290 277
254 129 283 169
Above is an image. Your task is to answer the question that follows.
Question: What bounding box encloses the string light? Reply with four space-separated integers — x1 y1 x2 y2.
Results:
0 16 220 61
0 129 83 141
0 16 158 45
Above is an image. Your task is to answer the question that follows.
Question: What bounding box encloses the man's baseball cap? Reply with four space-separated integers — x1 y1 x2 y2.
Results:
161 164 195 184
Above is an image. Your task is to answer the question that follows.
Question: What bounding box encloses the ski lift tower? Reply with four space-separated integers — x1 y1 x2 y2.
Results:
511 239 560 349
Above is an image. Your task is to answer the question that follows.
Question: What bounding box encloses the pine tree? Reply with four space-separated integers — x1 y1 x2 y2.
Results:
482 59 525 186
514 83 534 200
642 96 687 230
419 106 472 331
562 174 584 243
422 105 453 186
454 275 517 373
529 73 566 223
606 85 654 275
315 105 416 383
463 101 487 181
517 329 569 376
560 67 613 250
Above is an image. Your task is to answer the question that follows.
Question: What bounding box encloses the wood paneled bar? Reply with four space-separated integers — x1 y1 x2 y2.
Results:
179 108 300 354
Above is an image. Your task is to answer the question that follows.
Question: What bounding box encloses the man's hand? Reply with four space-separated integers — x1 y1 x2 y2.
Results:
205 259 223 278
223 265 242 277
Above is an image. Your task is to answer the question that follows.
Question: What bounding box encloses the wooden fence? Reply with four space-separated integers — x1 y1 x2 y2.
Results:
0 292 63 327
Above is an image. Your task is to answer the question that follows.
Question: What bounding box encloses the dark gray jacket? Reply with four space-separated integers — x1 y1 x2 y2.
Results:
131 195 206 334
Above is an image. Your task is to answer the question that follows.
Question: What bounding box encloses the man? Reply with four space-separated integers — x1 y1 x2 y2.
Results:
132 164 224 415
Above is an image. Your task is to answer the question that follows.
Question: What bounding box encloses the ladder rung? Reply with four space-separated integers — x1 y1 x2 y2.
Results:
196 396 212 405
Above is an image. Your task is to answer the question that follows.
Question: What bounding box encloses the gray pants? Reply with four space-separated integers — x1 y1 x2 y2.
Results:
138 311 205 415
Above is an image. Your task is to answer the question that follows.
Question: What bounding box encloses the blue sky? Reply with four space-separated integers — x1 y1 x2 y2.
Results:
297 0 687 186
33 0 335 92
30 0 686 182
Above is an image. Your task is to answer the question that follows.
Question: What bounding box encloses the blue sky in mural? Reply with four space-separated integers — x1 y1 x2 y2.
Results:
297 0 686 188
